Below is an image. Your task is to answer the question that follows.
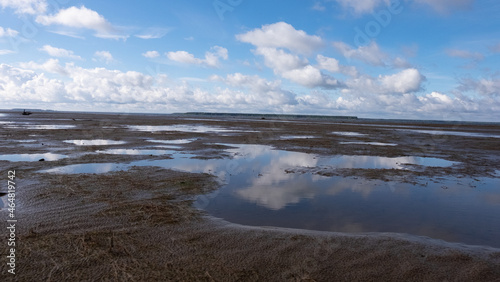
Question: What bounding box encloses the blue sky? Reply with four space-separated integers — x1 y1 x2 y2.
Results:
0 0 499 121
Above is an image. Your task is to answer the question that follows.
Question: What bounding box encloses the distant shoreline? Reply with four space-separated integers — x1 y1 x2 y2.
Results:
184 112 358 120
2 108 500 126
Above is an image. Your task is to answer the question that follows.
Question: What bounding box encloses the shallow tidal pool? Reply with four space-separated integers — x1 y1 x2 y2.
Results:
37 143 500 248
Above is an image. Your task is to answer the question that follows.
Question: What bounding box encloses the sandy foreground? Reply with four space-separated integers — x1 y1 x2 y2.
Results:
1 111 500 281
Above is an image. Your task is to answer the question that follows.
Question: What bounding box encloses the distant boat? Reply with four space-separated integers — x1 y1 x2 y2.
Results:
22 109 32 115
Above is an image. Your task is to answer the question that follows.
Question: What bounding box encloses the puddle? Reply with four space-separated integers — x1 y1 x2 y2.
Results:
64 140 126 146
320 155 456 169
128 125 240 133
402 129 500 138
279 135 317 140
27 124 75 130
4 124 76 130
205 174 500 248
340 142 398 146
331 132 367 137
37 144 500 247
0 153 68 162
42 163 131 174
40 150 195 174
96 149 175 156
147 139 196 144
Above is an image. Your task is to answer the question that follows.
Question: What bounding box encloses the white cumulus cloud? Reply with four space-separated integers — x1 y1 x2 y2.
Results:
236 22 351 88
167 46 228 68
254 47 342 89
167 51 200 64
254 47 308 73
0 50 14 55
0 63 65 102
316 55 358 77
333 41 388 66
344 68 425 95
0 0 47 15
282 65 340 89
40 45 82 60
0 26 19 37
93 51 114 64
379 68 425 93
459 77 500 97
142 51 160 58
36 6 125 39
19 58 69 75
236 22 324 54
211 73 298 106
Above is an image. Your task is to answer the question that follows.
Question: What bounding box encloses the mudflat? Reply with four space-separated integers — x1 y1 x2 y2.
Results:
1 110 499 281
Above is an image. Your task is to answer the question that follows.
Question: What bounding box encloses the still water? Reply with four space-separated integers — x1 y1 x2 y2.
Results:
64 139 127 146
39 144 500 247
128 125 243 133
0 153 68 162
402 129 500 138
2 123 76 130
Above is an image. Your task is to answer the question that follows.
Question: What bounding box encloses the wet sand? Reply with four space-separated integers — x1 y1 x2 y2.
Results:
1 110 500 281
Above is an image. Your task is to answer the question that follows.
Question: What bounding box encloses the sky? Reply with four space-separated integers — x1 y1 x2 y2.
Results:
0 0 499 121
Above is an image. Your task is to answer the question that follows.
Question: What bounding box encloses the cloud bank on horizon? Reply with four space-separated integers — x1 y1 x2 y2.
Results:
0 0 499 121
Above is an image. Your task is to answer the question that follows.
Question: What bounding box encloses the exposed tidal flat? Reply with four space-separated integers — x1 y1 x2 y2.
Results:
1 110 500 281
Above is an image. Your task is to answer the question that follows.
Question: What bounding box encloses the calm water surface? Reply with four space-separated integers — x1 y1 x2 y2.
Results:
37 143 500 247
0 153 68 161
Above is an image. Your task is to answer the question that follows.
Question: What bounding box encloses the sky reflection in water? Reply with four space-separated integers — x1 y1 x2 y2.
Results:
64 139 126 146
2 123 76 130
147 138 196 144
37 144 500 247
0 153 68 162
402 129 500 138
129 125 244 133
